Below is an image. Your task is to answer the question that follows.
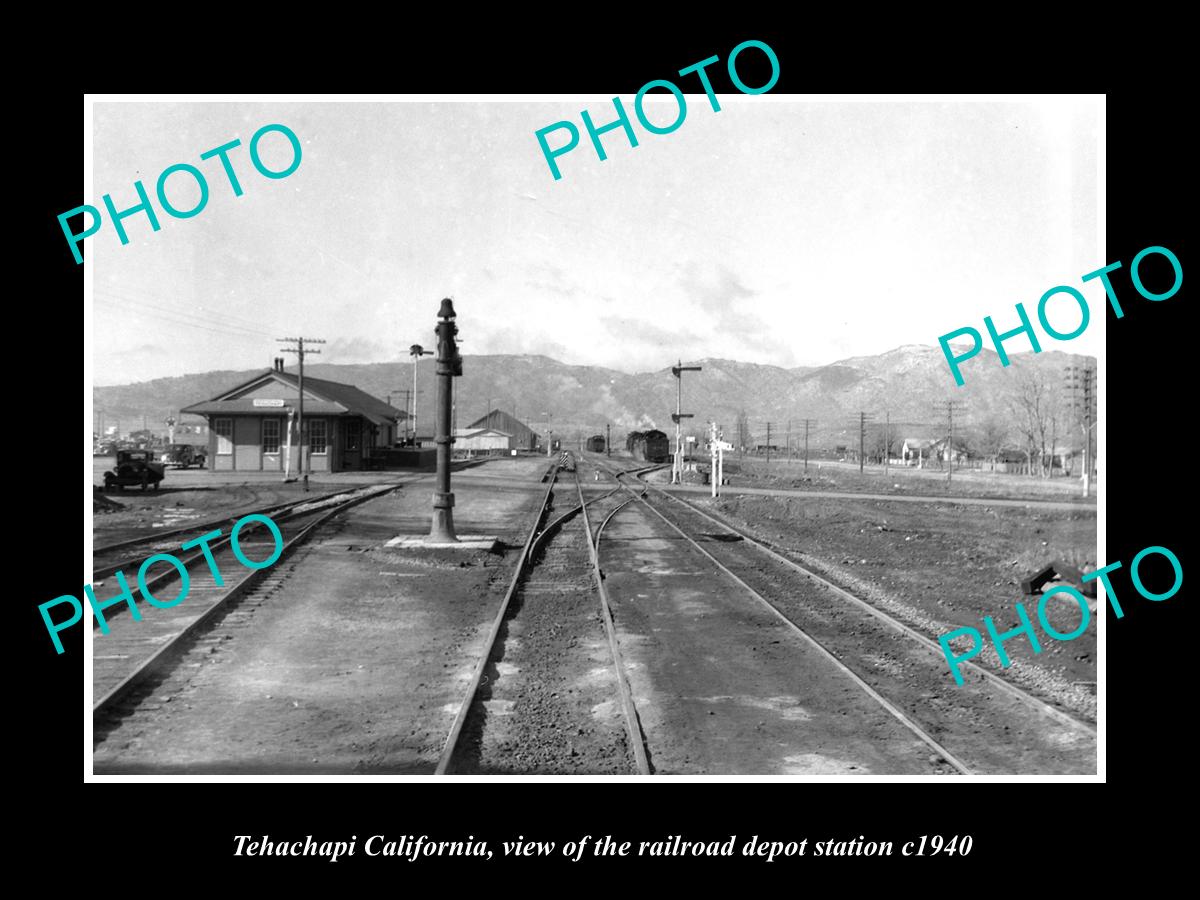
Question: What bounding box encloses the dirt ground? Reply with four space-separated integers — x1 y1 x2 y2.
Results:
687 455 1097 504
703 491 1098 704
92 457 551 773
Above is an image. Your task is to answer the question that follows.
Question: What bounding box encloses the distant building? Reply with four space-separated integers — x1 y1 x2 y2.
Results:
182 364 405 472
902 437 936 466
454 427 512 453
902 436 967 466
466 410 538 451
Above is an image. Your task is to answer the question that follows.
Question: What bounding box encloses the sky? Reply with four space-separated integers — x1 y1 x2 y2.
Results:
90 98 1101 385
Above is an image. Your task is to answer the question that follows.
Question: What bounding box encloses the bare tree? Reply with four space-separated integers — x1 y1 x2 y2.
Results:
1008 367 1062 478
871 425 897 463
975 416 1010 472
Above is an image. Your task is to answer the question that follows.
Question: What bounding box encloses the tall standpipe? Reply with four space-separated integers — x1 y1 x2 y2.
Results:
429 299 463 543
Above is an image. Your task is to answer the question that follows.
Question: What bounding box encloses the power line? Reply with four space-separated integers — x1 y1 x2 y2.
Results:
94 282 284 333
93 291 277 341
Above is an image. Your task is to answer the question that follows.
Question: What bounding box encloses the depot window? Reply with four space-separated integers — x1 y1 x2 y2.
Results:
215 418 233 455
262 418 281 454
310 419 327 455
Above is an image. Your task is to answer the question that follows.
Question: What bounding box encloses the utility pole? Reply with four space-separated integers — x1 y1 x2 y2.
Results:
765 422 772 465
606 422 611 457
386 389 410 444
939 400 968 484
670 360 702 484
409 344 434 445
858 412 871 475
804 418 812 472
277 336 325 491
1066 364 1097 498
885 410 890 477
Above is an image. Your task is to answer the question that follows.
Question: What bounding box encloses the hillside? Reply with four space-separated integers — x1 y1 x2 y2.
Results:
93 344 1095 447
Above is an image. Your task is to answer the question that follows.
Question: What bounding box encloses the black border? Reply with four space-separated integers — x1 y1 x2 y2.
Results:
26 25 1187 881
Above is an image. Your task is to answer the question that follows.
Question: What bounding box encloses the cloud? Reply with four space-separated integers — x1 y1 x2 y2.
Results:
600 316 700 346
678 261 756 314
524 261 580 298
674 262 797 363
325 336 393 363
471 324 574 361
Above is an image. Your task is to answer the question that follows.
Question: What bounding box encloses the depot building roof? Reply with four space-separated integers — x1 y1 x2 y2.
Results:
182 370 406 427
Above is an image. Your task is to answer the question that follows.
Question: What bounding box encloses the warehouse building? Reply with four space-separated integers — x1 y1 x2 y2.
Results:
465 410 539 451
182 364 405 473
454 427 513 454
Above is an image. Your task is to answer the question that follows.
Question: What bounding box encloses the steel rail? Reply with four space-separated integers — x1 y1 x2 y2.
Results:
90 485 396 627
606 473 975 775
576 477 651 775
91 485 369 565
93 463 481 574
435 468 561 774
92 486 397 720
643 477 1096 736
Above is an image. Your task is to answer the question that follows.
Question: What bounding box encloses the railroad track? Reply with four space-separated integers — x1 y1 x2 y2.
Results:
595 460 1094 774
92 484 399 738
436 458 652 775
91 485 371 581
91 466 488 582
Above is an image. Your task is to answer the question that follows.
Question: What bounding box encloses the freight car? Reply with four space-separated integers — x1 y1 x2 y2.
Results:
629 429 670 463
585 434 606 453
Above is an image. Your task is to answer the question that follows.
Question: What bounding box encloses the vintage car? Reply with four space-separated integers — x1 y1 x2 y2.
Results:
160 443 206 468
103 449 166 491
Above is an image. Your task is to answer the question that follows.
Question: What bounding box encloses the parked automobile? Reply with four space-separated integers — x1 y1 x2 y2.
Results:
160 443 206 468
103 449 166 491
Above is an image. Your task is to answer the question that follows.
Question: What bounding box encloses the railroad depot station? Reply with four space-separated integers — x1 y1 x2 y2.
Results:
182 364 545 473
182 364 406 473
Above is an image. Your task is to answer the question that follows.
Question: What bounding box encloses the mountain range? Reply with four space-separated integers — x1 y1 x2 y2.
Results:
93 344 1095 445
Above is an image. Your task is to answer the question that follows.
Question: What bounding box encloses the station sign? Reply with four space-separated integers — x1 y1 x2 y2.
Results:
253 399 286 408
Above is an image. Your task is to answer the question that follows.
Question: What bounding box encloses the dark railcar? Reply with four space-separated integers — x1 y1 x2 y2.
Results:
630 429 670 463
626 431 643 453
585 434 606 453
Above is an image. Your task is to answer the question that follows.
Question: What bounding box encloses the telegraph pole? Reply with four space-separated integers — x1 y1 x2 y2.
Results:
409 344 434 445
858 412 871 474
804 419 812 472
1066 364 1097 498
940 400 968 484
386 389 411 444
885 410 890 477
277 336 325 491
765 422 773 465
670 360 702 484
606 423 611 457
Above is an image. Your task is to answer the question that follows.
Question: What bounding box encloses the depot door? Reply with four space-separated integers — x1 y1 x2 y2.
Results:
234 417 260 470
341 418 362 470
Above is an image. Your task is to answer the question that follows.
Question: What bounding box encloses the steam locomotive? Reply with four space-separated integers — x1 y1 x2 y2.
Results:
626 429 670 463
